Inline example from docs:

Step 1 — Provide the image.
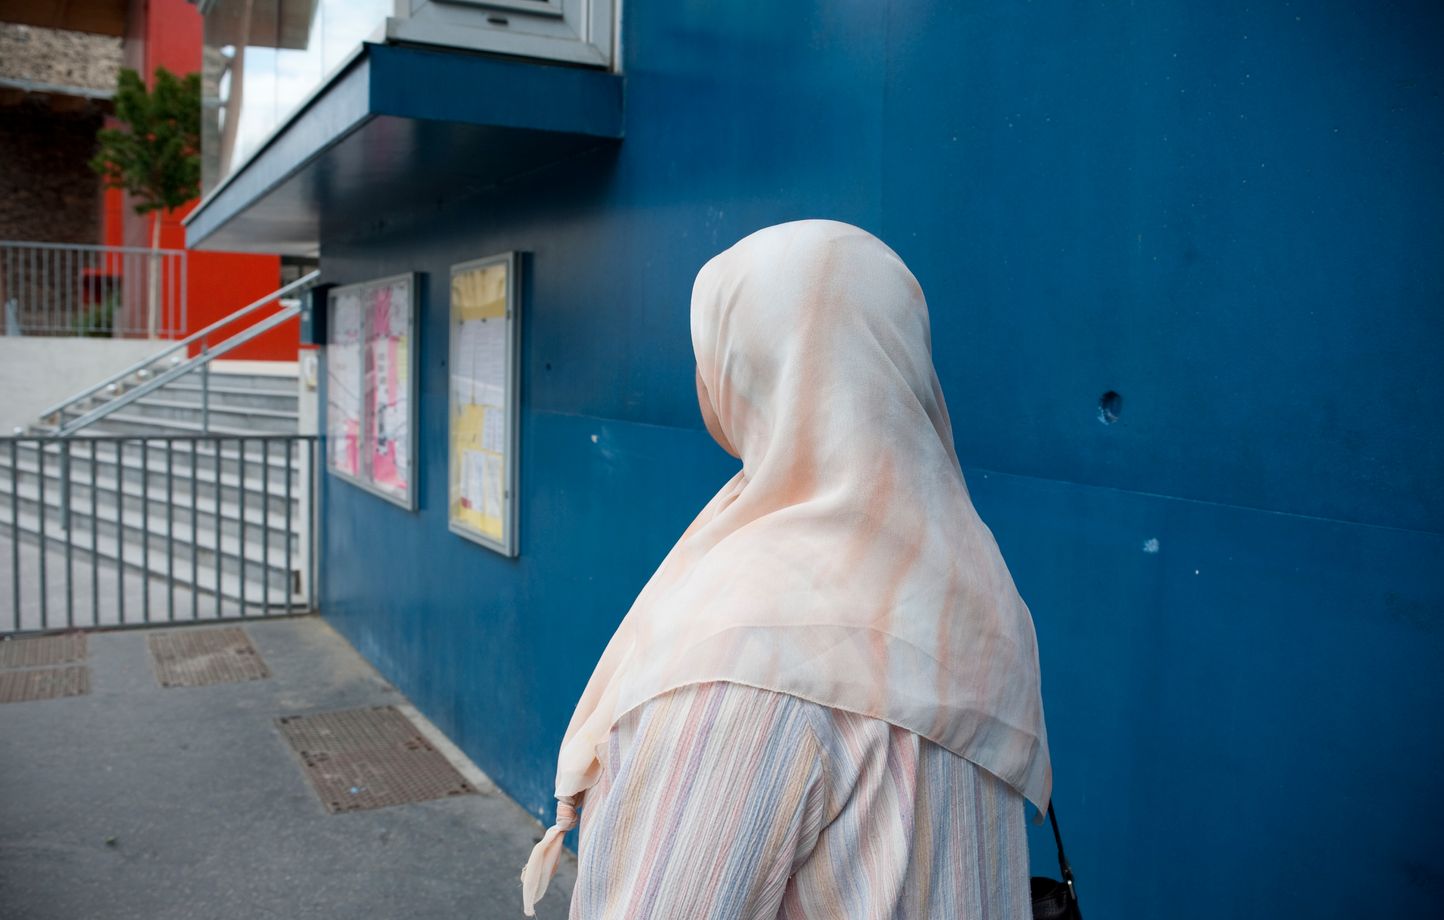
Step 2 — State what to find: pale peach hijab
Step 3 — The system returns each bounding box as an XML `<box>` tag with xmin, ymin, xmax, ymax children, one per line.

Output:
<box><xmin>521</xmin><ymin>218</ymin><xmax>1051</xmax><ymax>914</ymax></box>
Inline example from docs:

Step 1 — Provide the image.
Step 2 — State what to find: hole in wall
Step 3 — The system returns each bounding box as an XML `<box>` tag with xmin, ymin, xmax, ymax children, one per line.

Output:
<box><xmin>1097</xmin><ymin>391</ymin><xmax>1122</xmax><ymax>425</ymax></box>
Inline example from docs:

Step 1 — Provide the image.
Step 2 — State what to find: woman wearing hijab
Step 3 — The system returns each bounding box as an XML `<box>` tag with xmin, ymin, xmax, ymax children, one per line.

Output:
<box><xmin>521</xmin><ymin>219</ymin><xmax>1051</xmax><ymax>919</ymax></box>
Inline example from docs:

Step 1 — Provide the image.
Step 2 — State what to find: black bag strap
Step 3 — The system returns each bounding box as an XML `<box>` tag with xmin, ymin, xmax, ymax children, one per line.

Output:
<box><xmin>1046</xmin><ymin>803</ymin><xmax>1080</xmax><ymax>911</ymax></box>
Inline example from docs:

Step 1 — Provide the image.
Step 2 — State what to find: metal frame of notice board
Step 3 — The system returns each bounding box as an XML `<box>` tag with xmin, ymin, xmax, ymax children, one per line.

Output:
<box><xmin>447</xmin><ymin>252</ymin><xmax>521</xmax><ymax>557</ymax></box>
<box><xmin>324</xmin><ymin>271</ymin><xmax>420</xmax><ymax>511</ymax></box>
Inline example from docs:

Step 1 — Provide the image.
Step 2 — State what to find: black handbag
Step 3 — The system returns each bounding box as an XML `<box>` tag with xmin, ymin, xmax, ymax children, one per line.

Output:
<box><xmin>1030</xmin><ymin>803</ymin><xmax>1082</xmax><ymax>919</ymax></box>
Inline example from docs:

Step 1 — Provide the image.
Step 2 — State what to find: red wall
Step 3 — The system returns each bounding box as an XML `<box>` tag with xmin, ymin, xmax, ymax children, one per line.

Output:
<box><xmin>103</xmin><ymin>0</ymin><xmax>293</xmax><ymax>361</ymax></box>
<box><xmin>101</xmin><ymin>186</ymin><xmax>125</xmax><ymax>247</ymax></box>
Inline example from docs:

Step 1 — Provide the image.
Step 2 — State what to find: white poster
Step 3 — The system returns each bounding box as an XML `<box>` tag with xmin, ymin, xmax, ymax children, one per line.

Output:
<box><xmin>448</xmin><ymin>254</ymin><xmax>519</xmax><ymax>556</ymax></box>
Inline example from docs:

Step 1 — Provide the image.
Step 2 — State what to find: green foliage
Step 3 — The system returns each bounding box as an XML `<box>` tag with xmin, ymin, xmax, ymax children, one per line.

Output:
<box><xmin>89</xmin><ymin>67</ymin><xmax>201</xmax><ymax>216</ymax></box>
<box><xmin>71</xmin><ymin>287</ymin><xmax>120</xmax><ymax>338</ymax></box>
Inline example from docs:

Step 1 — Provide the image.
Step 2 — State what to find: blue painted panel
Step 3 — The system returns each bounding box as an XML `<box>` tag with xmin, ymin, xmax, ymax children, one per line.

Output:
<box><xmin>311</xmin><ymin>2</ymin><xmax>1444</xmax><ymax>917</ymax></box>
<box><xmin>881</xmin><ymin>1</ymin><xmax>1444</xmax><ymax>532</ymax></box>
<box><xmin>973</xmin><ymin>468</ymin><xmax>1444</xmax><ymax>915</ymax></box>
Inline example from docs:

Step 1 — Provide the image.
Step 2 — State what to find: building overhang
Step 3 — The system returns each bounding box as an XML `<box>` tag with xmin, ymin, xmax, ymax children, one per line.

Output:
<box><xmin>184</xmin><ymin>42</ymin><xmax>624</xmax><ymax>256</ymax></box>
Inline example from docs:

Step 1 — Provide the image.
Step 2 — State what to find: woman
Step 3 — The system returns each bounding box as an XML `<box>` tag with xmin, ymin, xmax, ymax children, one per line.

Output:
<box><xmin>522</xmin><ymin>219</ymin><xmax>1051</xmax><ymax>919</ymax></box>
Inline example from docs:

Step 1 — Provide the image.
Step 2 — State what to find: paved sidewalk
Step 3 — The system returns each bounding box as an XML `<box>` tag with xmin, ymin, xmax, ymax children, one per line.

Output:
<box><xmin>0</xmin><ymin>616</ymin><xmax>576</xmax><ymax>920</ymax></box>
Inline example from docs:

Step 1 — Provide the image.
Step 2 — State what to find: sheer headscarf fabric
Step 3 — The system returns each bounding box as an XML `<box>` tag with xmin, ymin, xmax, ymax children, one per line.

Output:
<box><xmin>521</xmin><ymin>219</ymin><xmax>1050</xmax><ymax>914</ymax></box>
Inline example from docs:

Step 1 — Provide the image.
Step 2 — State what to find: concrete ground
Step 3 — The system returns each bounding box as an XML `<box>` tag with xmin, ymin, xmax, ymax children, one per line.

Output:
<box><xmin>0</xmin><ymin>615</ymin><xmax>576</xmax><ymax>920</ymax></box>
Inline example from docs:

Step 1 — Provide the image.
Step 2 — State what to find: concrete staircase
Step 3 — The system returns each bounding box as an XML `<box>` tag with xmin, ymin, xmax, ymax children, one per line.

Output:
<box><xmin>0</xmin><ymin>361</ymin><xmax>312</xmax><ymax>617</ymax></box>
<box><xmin>26</xmin><ymin>360</ymin><xmax>301</xmax><ymax>438</ymax></box>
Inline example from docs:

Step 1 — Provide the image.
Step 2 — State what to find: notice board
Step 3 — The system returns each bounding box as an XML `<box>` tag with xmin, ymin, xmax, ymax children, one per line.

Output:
<box><xmin>448</xmin><ymin>253</ymin><xmax>520</xmax><ymax>556</ymax></box>
<box><xmin>325</xmin><ymin>273</ymin><xmax>418</xmax><ymax>510</ymax></box>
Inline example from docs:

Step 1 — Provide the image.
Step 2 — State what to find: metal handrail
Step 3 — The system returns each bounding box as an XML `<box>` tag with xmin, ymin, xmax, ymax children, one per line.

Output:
<box><xmin>36</xmin><ymin>270</ymin><xmax>321</xmax><ymax>424</ymax></box>
<box><xmin>2</xmin><ymin>240</ymin><xmax>189</xmax><ymax>338</ymax></box>
<box><xmin>53</xmin><ymin>283</ymin><xmax>318</xmax><ymax>437</ymax></box>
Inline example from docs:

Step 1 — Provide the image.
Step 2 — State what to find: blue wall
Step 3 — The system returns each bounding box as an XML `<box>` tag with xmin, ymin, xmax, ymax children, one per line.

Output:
<box><xmin>317</xmin><ymin>2</ymin><xmax>1444</xmax><ymax>916</ymax></box>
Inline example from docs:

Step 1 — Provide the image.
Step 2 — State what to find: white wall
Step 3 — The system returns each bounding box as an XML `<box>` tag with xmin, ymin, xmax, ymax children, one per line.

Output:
<box><xmin>0</xmin><ymin>338</ymin><xmax>166</xmax><ymax>431</ymax></box>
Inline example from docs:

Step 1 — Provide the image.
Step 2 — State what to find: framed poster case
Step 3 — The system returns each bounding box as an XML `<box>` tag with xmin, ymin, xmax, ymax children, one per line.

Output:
<box><xmin>447</xmin><ymin>252</ymin><xmax>520</xmax><ymax>556</ymax></box>
<box><xmin>324</xmin><ymin>272</ymin><xmax>418</xmax><ymax>510</ymax></box>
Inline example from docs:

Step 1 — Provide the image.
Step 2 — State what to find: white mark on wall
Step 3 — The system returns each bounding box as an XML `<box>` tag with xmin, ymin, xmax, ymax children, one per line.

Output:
<box><xmin>1142</xmin><ymin>538</ymin><xmax>1160</xmax><ymax>554</ymax></box>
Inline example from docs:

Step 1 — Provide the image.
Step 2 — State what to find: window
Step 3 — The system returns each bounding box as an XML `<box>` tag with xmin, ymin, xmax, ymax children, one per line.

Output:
<box><xmin>390</xmin><ymin>0</ymin><xmax>616</xmax><ymax>68</ymax></box>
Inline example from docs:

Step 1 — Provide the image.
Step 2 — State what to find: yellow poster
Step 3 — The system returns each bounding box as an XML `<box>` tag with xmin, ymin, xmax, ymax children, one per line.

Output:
<box><xmin>449</xmin><ymin>257</ymin><xmax>514</xmax><ymax>552</ymax></box>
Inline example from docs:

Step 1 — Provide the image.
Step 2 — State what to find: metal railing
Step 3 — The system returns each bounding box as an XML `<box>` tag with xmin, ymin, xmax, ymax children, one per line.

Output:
<box><xmin>38</xmin><ymin>270</ymin><xmax>321</xmax><ymax>436</ymax></box>
<box><xmin>1</xmin><ymin>241</ymin><xmax>188</xmax><ymax>338</ymax></box>
<box><xmin>0</xmin><ymin>433</ymin><xmax>317</xmax><ymax>635</ymax></box>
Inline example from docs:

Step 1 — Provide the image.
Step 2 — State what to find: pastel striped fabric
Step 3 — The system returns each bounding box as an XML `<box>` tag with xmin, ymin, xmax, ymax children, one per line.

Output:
<box><xmin>569</xmin><ymin>681</ymin><xmax>1031</xmax><ymax>920</ymax></box>
<box><xmin>524</xmin><ymin>220</ymin><xmax>1049</xmax><ymax>913</ymax></box>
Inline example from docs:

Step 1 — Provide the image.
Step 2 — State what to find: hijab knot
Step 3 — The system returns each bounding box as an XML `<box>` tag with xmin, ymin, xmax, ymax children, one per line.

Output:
<box><xmin>519</xmin><ymin>794</ymin><xmax>579</xmax><ymax>916</ymax></box>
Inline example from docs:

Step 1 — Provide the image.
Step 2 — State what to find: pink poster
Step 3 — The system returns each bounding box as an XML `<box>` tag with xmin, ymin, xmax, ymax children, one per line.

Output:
<box><xmin>343</xmin><ymin>420</ymin><xmax>360</xmax><ymax>476</ymax></box>
<box><xmin>371</xmin><ymin>284</ymin><xmax>392</xmax><ymax>337</ymax></box>
<box><xmin>325</xmin><ymin>290</ymin><xmax>364</xmax><ymax>479</ymax></box>
<box><xmin>365</xmin><ymin>284</ymin><xmax>407</xmax><ymax>494</ymax></box>
<box><xmin>371</xmin><ymin>341</ymin><xmax>400</xmax><ymax>488</ymax></box>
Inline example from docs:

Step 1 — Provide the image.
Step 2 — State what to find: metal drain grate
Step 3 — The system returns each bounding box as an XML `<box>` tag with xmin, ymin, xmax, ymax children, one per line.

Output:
<box><xmin>275</xmin><ymin>706</ymin><xmax>477</xmax><ymax>813</ymax></box>
<box><xmin>147</xmin><ymin>627</ymin><xmax>271</xmax><ymax>688</ymax></box>
<box><xmin>0</xmin><ymin>665</ymin><xmax>90</xmax><ymax>703</ymax></box>
<box><xmin>0</xmin><ymin>632</ymin><xmax>87</xmax><ymax>670</ymax></box>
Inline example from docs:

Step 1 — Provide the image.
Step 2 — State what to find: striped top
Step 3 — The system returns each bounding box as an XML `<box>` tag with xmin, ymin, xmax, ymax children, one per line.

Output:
<box><xmin>568</xmin><ymin>680</ymin><xmax>1031</xmax><ymax>920</ymax></box>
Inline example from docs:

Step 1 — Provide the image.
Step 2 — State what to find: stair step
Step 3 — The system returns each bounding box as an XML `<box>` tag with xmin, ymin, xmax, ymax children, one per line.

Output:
<box><xmin>202</xmin><ymin>369</ymin><xmax>301</xmax><ymax>393</ymax></box>
<box><xmin>2</xmin><ymin>513</ymin><xmax>303</xmax><ymax>608</ymax></box>
<box><xmin>132</xmin><ymin>366</ymin><xmax>299</xmax><ymax>392</ymax></box>
<box><xmin>0</xmin><ymin>466</ymin><xmax>299</xmax><ymax>549</ymax></box>
<box><xmin>78</xmin><ymin>400</ymin><xmax>298</xmax><ymax>432</ymax></box>
<box><xmin>163</xmin><ymin>380</ymin><xmax>296</xmax><ymax>395</ymax></box>
<box><xmin>31</xmin><ymin>368</ymin><xmax>301</xmax><ymax>435</ymax></box>
<box><xmin>0</xmin><ymin>438</ymin><xmax>307</xmax><ymax>483</ymax></box>
<box><xmin>0</xmin><ymin>444</ymin><xmax>301</xmax><ymax>508</ymax></box>
<box><xmin>4</xmin><ymin>479</ymin><xmax>300</xmax><ymax>580</ymax></box>
<box><xmin>57</xmin><ymin>411</ymin><xmax>295</xmax><ymax>438</ymax></box>
<box><xmin>96</xmin><ymin>396</ymin><xmax>298</xmax><ymax>421</ymax></box>
<box><xmin>149</xmin><ymin>383</ymin><xmax>298</xmax><ymax>412</ymax></box>
<box><xmin>1</xmin><ymin>451</ymin><xmax>299</xmax><ymax>519</ymax></box>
